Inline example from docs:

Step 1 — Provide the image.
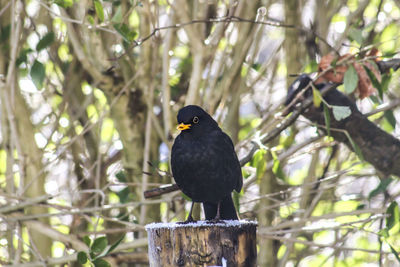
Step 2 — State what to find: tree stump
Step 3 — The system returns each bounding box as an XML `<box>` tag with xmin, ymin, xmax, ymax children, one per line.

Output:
<box><xmin>145</xmin><ymin>220</ymin><xmax>257</xmax><ymax>267</ymax></box>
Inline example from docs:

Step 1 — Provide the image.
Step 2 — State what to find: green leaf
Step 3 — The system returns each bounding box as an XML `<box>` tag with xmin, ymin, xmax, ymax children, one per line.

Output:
<box><xmin>93</xmin><ymin>258</ymin><xmax>111</xmax><ymax>267</ymax></box>
<box><xmin>0</xmin><ymin>24</ymin><xmax>11</xmax><ymax>43</ymax></box>
<box><xmin>105</xmin><ymin>235</ymin><xmax>125</xmax><ymax>255</ymax></box>
<box><xmin>253</xmin><ymin>149</ymin><xmax>267</xmax><ymax>180</ymax></box>
<box><xmin>77</xmin><ymin>251</ymin><xmax>88</xmax><ymax>264</ymax></box>
<box><xmin>332</xmin><ymin>105</ymin><xmax>351</xmax><ymax>121</ymax></box>
<box><xmin>16</xmin><ymin>48</ymin><xmax>33</xmax><ymax>66</ymax></box>
<box><xmin>368</xmin><ymin>178</ymin><xmax>393</xmax><ymax>200</ymax></box>
<box><xmin>91</xmin><ymin>236</ymin><xmax>108</xmax><ymax>254</ymax></box>
<box><xmin>381</xmin><ymin>74</ymin><xmax>391</xmax><ymax>93</ymax></box>
<box><xmin>30</xmin><ymin>60</ymin><xmax>45</xmax><ymax>89</ymax></box>
<box><xmin>94</xmin><ymin>0</ymin><xmax>105</xmax><ymax>22</ymax></box>
<box><xmin>83</xmin><ymin>235</ymin><xmax>91</xmax><ymax>247</ymax></box>
<box><xmin>113</xmin><ymin>23</ymin><xmax>137</xmax><ymax>42</ymax></box>
<box><xmin>378</xmin><ymin>228</ymin><xmax>389</xmax><ymax>238</ymax></box>
<box><xmin>343</xmin><ymin>65</ymin><xmax>358</xmax><ymax>94</ymax></box>
<box><xmin>312</xmin><ymin>88</ymin><xmax>322</xmax><ymax>107</ymax></box>
<box><xmin>53</xmin><ymin>0</ymin><xmax>74</xmax><ymax>8</ymax></box>
<box><xmin>36</xmin><ymin>32</ymin><xmax>55</xmax><ymax>51</ymax></box>
<box><xmin>363</xmin><ymin>62</ymin><xmax>382</xmax><ymax>99</ymax></box>
<box><xmin>389</xmin><ymin>243</ymin><xmax>400</xmax><ymax>263</ymax></box>
<box><xmin>111</xmin><ymin>6</ymin><xmax>123</xmax><ymax>23</ymax></box>
<box><xmin>115</xmin><ymin>171</ymin><xmax>127</xmax><ymax>182</ymax></box>
<box><xmin>348</xmin><ymin>28</ymin><xmax>363</xmax><ymax>44</ymax></box>
<box><xmin>272</xmin><ymin>156</ymin><xmax>285</xmax><ymax>181</ymax></box>
<box><xmin>386</xmin><ymin>201</ymin><xmax>400</xmax><ymax>230</ymax></box>
<box><xmin>181</xmin><ymin>192</ymin><xmax>191</xmax><ymax>201</ymax></box>
<box><xmin>87</xmin><ymin>15</ymin><xmax>95</xmax><ymax>25</ymax></box>
<box><xmin>116</xmin><ymin>187</ymin><xmax>130</xmax><ymax>203</ymax></box>
<box><xmin>345</xmin><ymin>132</ymin><xmax>364</xmax><ymax>161</ymax></box>
<box><xmin>323</xmin><ymin>103</ymin><xmax>331</xmax><ymax>136</ymax></box>
<box><xmin>384</xmin><ymin>110</ymin><xmax>396</xmax><ymax>129</ymax></box>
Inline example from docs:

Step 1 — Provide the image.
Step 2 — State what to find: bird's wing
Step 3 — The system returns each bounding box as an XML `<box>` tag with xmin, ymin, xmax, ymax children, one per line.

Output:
<box><xmin>217</xmin><ymin>131</ymin><xmax>243</xmax><ymax>192</ymax></box>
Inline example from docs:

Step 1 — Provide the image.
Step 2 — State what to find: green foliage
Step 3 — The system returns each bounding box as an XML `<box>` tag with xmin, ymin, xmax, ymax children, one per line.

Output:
<box><xmin>323</xmin><ymin>103</ymin><xmax>331</xmax><ymax>136</ymax></box>
<box><xmin>312</xmin><ymin>87</ymin><xmax>322</xmax><ymax>108</ymax></box>
<box><xmin>30</xmin><ymin>60</ymin><xmax>46</xmax><ymax>89</ymax></box>
<box><xmin>113</xmin><ymin>23</ymin><xmax>137</xmax><ymax>42</ymax></box>
<box><xmin>386</xmin><ymin>201</ymin><xmax>399</xmax><ymax>231</ymax></box>
<box><xmin>16</xmin><ymin>48</ymin><xmax>33</xmax><ymax>66</ymax></box>
<box><xmin>93</xmin><ymin>0</ymin><xmax>105</xmax><ymax>22</ymax></box>
<box><xmin>271</xmin><ymin>151</ymin><xmax>285</xmax><ymax>181</ymax></box>
<box><xmin>36</xmin><ymin>32</ymin><xmax>55</xmax><ymax>51</ymax></box>
<box><xmin>0</xmin><ymin>24</ymin><xmax>10</xmax><ymax>43</ymax></box>
<box><xmin>252</xmin><ymin>148</ymin><xmax>267</xmax><ymax>181</ymax></box>
<box><xmin>343</xmin><ymin>65</ymin><xmax>359</xmax><ymax>94</ymax></box>
<box><xmin>77</xmin><ymin>235</ymin><xmax>124</xmax><ymax>266</ymax></box>
<box><xmin>368</xmin><ymin>178</ymin><xmax>393</xmax><ymax>200</ymax></box>
<box><xmin>53</xmin><ymin>0</ymin><xmax>74</xmax><ymax>8</ymax></box>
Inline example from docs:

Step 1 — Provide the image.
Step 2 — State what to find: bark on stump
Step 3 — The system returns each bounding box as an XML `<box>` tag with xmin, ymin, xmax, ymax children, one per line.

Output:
<box><xmin>145</xmin><ymin>220</ymin><xmax>257</xmax><ymax>267</ymax></box>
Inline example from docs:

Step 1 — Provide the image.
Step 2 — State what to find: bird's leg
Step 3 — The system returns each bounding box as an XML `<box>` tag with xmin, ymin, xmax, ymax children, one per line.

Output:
<box><xmin>178</xmin><ymin>201</ymin><xmax>196</xmax><ymax>224</ymax></box>
<box><xmin>214</xmin><ymin>201</ymin><xmax>221</xmax><ymax>221</ymax></box>
<box><xmin>207</xmin><ymin>201</ymin><xmax>225</xmax><ymax>223</ymax></box>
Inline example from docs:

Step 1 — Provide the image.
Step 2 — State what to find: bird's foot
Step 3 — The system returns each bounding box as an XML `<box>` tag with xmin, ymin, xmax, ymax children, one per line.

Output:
<box><xmin>206</xmin><ymin>216</ymin><xmax>225</xmax><ymax>224</ymax></box>
<box><xmin>177</xmin><ymin>215</ymin><xmax>196</xmax><ymax>224</ymax></box>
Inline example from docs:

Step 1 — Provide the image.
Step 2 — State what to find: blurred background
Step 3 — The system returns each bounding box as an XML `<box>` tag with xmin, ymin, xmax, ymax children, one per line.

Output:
<box><xmin>1</xmin><ymin>0</ymin><xmax>400</xmax><ymax>266</ymax></box>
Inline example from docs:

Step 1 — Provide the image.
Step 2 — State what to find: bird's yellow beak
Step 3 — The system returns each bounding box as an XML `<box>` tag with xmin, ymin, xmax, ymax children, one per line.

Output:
<box><xmin>177</xmin><ymin>123</ymin><xmax>191</xmax><ymax>131</ymax></box>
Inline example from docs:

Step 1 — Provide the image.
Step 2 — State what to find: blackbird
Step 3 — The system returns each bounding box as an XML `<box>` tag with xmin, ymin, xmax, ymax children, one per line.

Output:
<box><xmin>171</xmin><ymin>105</ymin><xmax>243</xmax><ymax>222</ymax></box>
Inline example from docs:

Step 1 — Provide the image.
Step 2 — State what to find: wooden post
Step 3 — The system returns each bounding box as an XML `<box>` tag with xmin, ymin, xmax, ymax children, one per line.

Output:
<box><xmin>145</xmin><ymin>220</ymin><xmax>257</xmax><ymax>267</ymax></box>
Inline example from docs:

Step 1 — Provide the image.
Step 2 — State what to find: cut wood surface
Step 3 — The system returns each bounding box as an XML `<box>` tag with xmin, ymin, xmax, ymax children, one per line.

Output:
<box><xmin>145</xmin><ymin>220</ymin><xmax>257</xmax><ymax>267</ymax></box>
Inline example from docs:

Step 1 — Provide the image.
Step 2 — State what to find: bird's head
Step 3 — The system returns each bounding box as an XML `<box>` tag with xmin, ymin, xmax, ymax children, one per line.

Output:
<box><xmin>176</xmin><ymin>105</ymin><xmax>219</xmax><ymax>136</ymax></box>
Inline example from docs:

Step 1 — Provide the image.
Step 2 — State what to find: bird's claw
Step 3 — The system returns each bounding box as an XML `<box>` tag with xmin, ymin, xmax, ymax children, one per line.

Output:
<box><xmin>177</xmin><ymin>215</ymin><xmax>196</xmax><ymax>224</ymax></box>
<box><xmin>206</xmin><ymin>217</ymin><xmax>225</xmax><ymax>224</ymax></box>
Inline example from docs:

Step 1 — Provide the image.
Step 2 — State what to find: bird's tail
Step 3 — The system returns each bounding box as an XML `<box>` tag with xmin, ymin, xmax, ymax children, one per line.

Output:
<box><xmin>203</xmin><ymin>194</ymin><xmax>239</xmax><ymax>220</ymax></box>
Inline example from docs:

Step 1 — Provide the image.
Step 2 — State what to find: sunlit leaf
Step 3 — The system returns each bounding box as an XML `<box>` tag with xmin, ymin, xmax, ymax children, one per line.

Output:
<box><xmin>53</xmin><ymin>0</ymin><xmax>74</xmax><ymax>8</ymax></box>
<box><xmin>312</xmin><ymin>88</ymin><xmax>322</xmax><ymax>107</ymax></box>
<box><xmin>378</xmin><ymin>228</ymin><xmax>389</xmax><ymax>238</ymax></box>
<box><xmin>253</xmin><ymin>149</ymin><xmax>267</xmax><ymax>180</ymax></box>
<box><xmin>343</xmin><ymin>65</ymin><xmax>358</xmax><ymax>94</ymax></box>
<box><xmin>271</xmin><ymin>151</ymin><xmax>285</xmax><ymax>181</ymax></box>
<box><xmin>94</xmin><ymin>0</ymin><xmax>105</xmax><ymax>22</ymax></box>
<box><xmin>332</xmin><ymin>105</ymin><xmax>351</xmax><ymax>121</ymax></box>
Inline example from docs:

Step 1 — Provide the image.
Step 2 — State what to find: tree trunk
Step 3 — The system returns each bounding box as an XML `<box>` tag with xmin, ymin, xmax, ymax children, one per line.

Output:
<box><xmin>146</xmin><ymin>221</ymin><xmax>257</xmax><ymax>267</ymax></box>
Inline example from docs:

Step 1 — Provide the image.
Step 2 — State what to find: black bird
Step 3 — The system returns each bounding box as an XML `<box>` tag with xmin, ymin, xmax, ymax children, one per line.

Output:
<box><xmin>171</xmin><ymin>105</ymin><xmax>243</xmax><ymax>222</ymax></box>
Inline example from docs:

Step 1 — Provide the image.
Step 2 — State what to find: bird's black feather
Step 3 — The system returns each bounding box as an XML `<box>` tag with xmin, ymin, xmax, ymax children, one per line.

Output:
<box><xmin>171</xmin><ymin>105</ymin><xmax>242</xmax><ymax>221</ymax></box>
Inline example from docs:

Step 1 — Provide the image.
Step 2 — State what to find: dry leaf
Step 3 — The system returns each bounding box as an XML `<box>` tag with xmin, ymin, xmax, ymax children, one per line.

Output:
<box><xmin>316</xmin><ymin>49</ymin><xmax>382</xmax><ymax>99</ymax></box>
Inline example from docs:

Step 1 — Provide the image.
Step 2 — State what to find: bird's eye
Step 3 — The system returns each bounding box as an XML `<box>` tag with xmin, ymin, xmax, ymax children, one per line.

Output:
<box><xmin>192</xmin><ymin>116</ymin><xmax>199</xmax><ymax>124</ymax></box>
